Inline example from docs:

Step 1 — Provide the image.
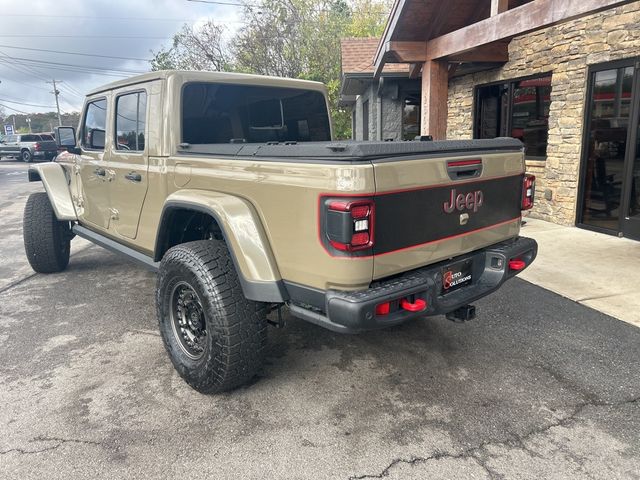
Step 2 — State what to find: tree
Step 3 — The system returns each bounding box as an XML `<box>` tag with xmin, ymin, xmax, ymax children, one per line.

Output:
<box><xmin>150</xmin><ymin>20</ymin><xmax>231</xmax><ymax>71</ymax></box>
<box><xmin>150</xmin><ymin>0</ymin><xmax>391</xmax><ymax>139</ymax></box>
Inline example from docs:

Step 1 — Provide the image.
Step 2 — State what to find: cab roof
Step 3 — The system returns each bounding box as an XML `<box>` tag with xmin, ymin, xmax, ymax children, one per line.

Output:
<box><xmin>86</xmin><ymin>70</ymin><xmax>328</xmax><ymax>96</ymax></box>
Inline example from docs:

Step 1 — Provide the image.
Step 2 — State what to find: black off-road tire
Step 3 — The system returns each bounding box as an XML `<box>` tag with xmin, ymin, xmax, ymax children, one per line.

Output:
<box><xmin>21</xmin><ymin>149</ymin><xmax>32</xmax><ymax>163</ymax></box>
<box><xmin>23</xmin><ymin>192</ymin><xmax>71</xmax><ymax>273</ymax></box>
<box><xmin>156</xmin><ymin>240</ymin><xmax>269</xmax><ymax>394</ymax></box>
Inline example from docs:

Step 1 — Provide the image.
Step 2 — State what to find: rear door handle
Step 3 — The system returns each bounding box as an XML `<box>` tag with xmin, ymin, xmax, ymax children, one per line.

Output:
<box><xmin>94</xmin><ymin>167</ymin><xmax>106</xmax><ymax>177</ymax></box>
<box><xmin>125</xmin><ymin>172</ymin><xmax>142</xmax><ymax>182</ymax></box>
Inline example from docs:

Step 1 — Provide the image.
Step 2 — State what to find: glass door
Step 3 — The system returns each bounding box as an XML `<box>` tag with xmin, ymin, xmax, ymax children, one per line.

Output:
<box><xmin>578</xmin><ymin>60</ymin><xmax>638</xmax><ymax>236</ymax></box>
<box><xmin>621</xmin><ymin>67</ymin><xmax>640</xmax><ymax>239</ymax></box>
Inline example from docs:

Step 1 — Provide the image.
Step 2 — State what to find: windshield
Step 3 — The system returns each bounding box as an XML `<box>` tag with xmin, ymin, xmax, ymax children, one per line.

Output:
<box><xmin>182</xmin><ymin>82</ymin><xmax>331</xmax><ymax>144</ymax></box>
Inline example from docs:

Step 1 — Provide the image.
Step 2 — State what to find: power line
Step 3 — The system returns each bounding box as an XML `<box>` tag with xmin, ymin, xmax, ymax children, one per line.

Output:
<box><xmin>2</xmin><ymin>55</ymin><xmax>146</xmax><ymax>75</ymax></box>
<box><xmin>1</xmin><ymin>13</ymin><xmax>206</xmax><ymax>21</ymax></box>
<box><xmin>0</xmin><ymin>50</ymin><xmax>52</xmax><ymax>82</ymax></box>
<box><xmin>0</xmin><ymin>34</ymin><xmax>173</xmax><ymax>39</ymax></box>
<box><xmin>0</xmin><ymin>97</ymin><xmax>56</xmax><ymax>108</ymax></box>
<box><xmin>0</xmin><ymin>44</ymin><xmax>151</xmax><ymax>62</ymax></box>
<box><xmin>0</xmin><ymin>77</ymin><xmax>51</xmax><ymax>92</ymax></box>
<box><xmin>0</xmin><ymin>103</ymin><xmax>30</xmax><ymax>114</ymax></box>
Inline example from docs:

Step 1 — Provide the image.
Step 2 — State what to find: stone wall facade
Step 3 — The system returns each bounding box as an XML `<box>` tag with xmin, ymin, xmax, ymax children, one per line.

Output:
<box><xmin>447</xmin><ymin>2</ymin><xmax>640</xmax><ymax>225</ymax></box>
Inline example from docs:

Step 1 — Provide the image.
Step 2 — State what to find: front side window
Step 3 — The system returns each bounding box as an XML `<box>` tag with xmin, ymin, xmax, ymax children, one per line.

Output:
<box><xmin>475</xmin><ymin>74</ymin><xmax>552</xmax><ymax>159</ymax></box>
<box><xmin>82</xmin><ymin>99</ymin><xmax>107</xmax><ymax>150</ymax></box>
<box><xmin>116</xmin><ymin>92</ymin><xmax>147</xmax><ymax>151</ymax></box>
<box><xmin>181</xmin><ymin>83</ymin><xmax>331</xmax><ymax>144</ymax></box>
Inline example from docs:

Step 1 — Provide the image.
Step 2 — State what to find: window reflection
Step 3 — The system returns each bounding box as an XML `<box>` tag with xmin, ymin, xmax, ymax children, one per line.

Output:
<box><xmin>580</xmin><ymin>67</ymin><xmax>633</xmax><ymax>231</ymax></box>
<box><xmin>475</xmin><ymin>74</ymin><xmax>552</xmax><ymax>159</ymax></box>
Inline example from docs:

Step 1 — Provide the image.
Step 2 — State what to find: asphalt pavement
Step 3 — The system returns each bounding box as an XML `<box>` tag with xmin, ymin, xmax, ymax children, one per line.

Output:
<box><xmin>0</xmin><ymin>159</ymin><xmax>639</xmax><ymax>479</ymax></box>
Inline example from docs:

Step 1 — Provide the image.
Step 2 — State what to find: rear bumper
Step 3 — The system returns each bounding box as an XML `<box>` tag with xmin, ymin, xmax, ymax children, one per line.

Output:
<box><xmin>289</xmin><ymin>236</ymin><xmax>537</xmax><ymax>333</ymax></box>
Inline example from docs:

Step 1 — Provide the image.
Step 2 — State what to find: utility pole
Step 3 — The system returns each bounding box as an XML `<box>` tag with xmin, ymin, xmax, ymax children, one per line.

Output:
<box><xmin>47</xmin><ymin>79</ymin><xmax>63</xmax><ymax>126</ymax></box>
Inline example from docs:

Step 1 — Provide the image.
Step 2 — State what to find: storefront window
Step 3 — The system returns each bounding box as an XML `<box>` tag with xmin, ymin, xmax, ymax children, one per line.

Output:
<box><xmin>475</xmin><ymin>74</ymin><xmax>552</xmax><ymax>159</ymax></box>
<box><xmin>402</xmin><ymin>94</ymin><xmax>420</xmax><ymax>141</ymax></box>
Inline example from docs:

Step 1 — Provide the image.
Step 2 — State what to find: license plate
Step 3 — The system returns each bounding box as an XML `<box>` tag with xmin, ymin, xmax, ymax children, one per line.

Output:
<box><xmin>442</xmin><ymin>259</ymin><xmax>473</xmax><ymax>294</ymax></box>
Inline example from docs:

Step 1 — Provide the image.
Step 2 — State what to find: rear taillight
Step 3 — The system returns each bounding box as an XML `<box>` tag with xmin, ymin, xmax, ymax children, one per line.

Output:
<box><xmin>34</xmin><ymin>143</ymin><xmax>41</xmax><ymax>151</ymax></box>
<box><xmin>323</xmin><ymin>198</ymin><xmax>375</xmax><ymax>252</ymax></box>
<box><xmin>522</xmin><ymin>174</ymin><xmax>535</xmax><ymax>210</ymax></box>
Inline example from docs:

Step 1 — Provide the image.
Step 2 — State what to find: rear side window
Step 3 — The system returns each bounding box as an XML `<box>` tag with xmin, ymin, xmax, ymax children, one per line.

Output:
<box><xmin>40</xmin><ymin>134</ymin><xmax>53</xmax><ymax>140</ymax></box>
<box><xmin>21</xmin><ymin>134</ymin><xmax>37</xmax><ymax>142</ymax></box>
<box><xmin>115</xmin><ymin>91</ymin><xmax>147</xmax><ymax>151</ymax></box>
<box><xmin>82</xmin><ymin>99</ymin><xmax>107</xmax><ymax>150</ymax></box>
<box><xmin>182</xmin><ymin>83</ymin><xmax>331</xmax><ymax>144</ymax></box>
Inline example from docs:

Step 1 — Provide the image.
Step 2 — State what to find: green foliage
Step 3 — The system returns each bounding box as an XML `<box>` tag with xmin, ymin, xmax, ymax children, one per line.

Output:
<box><xmin>150</xmin><ymin>0</ymin><xmax>391</xmax><ymax>140</ymax></box>
<box><xmin>345</xmin><ymin>0</ymin><xmax>390</xmax><ymax>37</ymax></box>
<box><xmin>0</xmin><ymin>112</ymin><xmax>80</xmax><ymax>133</ymax></box>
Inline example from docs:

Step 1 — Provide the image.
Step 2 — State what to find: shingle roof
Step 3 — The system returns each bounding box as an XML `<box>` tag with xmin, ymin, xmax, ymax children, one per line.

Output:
<box><xmin>341</xmin><ymin>38</ymin><xmax>409</xmax><ymax>75</ymax></box>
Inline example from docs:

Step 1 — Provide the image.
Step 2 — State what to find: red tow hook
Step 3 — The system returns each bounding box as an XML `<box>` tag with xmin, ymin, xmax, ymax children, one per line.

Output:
<box><xmin>400</xmin><ymin>298</ymin><xmax>427</xmax><ymax>312</ymax></box>
<box><xmin>509</xmin><ymin>259</ymin><xmax>526</xmax><ymax>271</ymax></box>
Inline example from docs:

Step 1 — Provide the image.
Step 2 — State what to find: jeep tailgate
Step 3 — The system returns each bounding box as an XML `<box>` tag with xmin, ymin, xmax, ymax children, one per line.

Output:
<box><xmin>371</xmin><ymin>150</ymin><xmax>524</xmax><ymax>280</ymax></box>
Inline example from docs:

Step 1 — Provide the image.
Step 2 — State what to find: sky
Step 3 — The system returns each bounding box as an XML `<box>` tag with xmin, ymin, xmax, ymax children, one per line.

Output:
<box><xmin>0</xmin><ymin>0</ymin><xmax>245</xmax><ymax>115</ymax></box>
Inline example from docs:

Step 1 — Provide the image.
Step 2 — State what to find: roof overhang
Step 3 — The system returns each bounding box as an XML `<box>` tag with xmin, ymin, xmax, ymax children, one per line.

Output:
<box><xmin>339</xmin><ymin>72</ymin><xmax>410</xmax><ymax>105</ymax></box>
<box><xmin>374</xmin><ymin>0</ymin><xmax>635</xmax><ymax>77</ymax></box>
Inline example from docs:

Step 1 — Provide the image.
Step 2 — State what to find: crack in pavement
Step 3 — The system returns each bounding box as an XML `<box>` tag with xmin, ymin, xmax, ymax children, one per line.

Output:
<box><xmin>348</xmin><ymin>395</ymin><xmax>640</xmax><ymax>479</ymax></box>
<box><xmin>0</xmin><ymin>245</ymin><xmax>94</xmax><ymax>296</ymax></box>
<box><xmin>0</xmin><ymin>435</ymin><xmax>102</xmax><ymax>456</ymax></box>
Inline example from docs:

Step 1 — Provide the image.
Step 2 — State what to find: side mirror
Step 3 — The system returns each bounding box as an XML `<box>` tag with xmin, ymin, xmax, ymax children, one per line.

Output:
<box><xmin>55</xmin><ymin>126</ymin><xmax>77</xmax><ymax>150</ymax></box>
<box><xmin>89</xmin><ymin>128</ymin><xmax>105</xmax><ymax>150</ymax></box>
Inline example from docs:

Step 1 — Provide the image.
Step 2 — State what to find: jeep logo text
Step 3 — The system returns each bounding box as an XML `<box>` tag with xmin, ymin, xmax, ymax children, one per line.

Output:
<box><xmin>443</xmin><ymin>189</ymin><xmax>484</xmax><ymax>214</ymax></box>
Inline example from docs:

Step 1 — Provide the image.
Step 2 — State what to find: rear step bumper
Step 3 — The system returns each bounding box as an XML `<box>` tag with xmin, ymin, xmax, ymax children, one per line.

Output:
<box><xmin>290</xmin><ymin>236</ymin><xmax>537</xmax><ymax>333</ymax></box>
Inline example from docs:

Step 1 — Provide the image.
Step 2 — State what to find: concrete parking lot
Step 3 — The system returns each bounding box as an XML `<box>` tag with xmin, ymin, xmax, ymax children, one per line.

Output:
<box><xmin>0</xmin><ymin>160</ymin><xmax>639</xmax><ymax>480</ymax></box>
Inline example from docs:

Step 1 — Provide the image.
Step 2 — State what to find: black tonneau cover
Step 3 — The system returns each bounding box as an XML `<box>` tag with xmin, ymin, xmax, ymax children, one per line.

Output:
<box><xmin>177</xmin><ymin>138</ymin><xmax>523</xmax><ymax>161</ymax></box>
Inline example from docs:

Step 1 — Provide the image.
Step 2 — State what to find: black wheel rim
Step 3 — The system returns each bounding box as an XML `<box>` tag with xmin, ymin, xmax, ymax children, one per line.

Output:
<box><xmin>170</xmin><ymin>281</ymin><xmax>207</xmax><ymax>360</ymax></box>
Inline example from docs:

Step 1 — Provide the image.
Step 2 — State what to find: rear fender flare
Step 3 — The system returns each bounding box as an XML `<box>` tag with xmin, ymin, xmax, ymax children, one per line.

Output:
<box><xmin>27</xmin><ymin>163</ymin><xmax>77</xmax><ymax>221</ymax></box>
<box><xmin>155</xmin><ymin>190</ymin><xmax>287</xmax><ymax>303</ymax></box>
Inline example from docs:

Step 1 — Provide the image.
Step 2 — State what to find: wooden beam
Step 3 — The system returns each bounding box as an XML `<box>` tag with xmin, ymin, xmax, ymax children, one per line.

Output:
<box><xmin>373</xmin><ymin>0</ymin><xmax>408</xmax><ymax>77</ymax></box>
<box><xmin>491</xmin><ymin>0</ymin><xmax>509</xmax><ymax>16</ymax></box>
<box><xmin>389</xmin><ymin>41</ymin><xmax>427</xmax><ymax>62</ymax></box>
<box><xmin>421</xmin><ymin>60</ymin><xmax>449</xmax><ymax>140</ymax></box>
<box><xmin>427</xmin><ymin>0</ymin><xmax>633</xmax><ymax>60</ymax></box>
<box><xmin>448</xmin><ymin>42</ymin><xmax>509</xmax><ymax>63</ymax></box>
<box><xmin>408</xmin><ymin>62</ymin><xmax>422</xmax><ymax>79</ymax></box>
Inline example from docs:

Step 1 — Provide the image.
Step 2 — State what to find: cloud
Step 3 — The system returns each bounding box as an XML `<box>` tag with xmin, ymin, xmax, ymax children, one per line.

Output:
<box><xmin>0</xmin><ymin>0</ymin><xmax>243</xmax><ymax>114</ymax></box>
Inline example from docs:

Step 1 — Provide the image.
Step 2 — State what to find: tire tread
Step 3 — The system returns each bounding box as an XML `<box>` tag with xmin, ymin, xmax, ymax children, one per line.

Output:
<box><xmin>23</xmin><ymin>192</ymin><xmax>70</xmax><ymax>273</ymax></box>
<box><xmin>156</xmin><ymin>240</ymin><xmax>268</xmax><ymax>394</ymax></box>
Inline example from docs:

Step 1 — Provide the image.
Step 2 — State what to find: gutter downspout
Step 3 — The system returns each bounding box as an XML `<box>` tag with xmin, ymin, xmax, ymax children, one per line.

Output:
<box><xmin>377</xmin><ymin>77</ymin><xmax>384</xmax><ymax>141</ymax></box>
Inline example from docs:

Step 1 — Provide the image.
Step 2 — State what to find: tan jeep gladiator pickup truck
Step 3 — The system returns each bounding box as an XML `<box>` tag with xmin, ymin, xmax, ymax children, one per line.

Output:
<box><xmin>23</xmin><ymin>70</ymin><xmax>537</xmax><ymax>393</ymax></box>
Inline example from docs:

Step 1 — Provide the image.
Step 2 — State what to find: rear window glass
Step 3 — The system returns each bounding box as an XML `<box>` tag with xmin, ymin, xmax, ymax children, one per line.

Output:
<box><xmin>182</xmin><ymin>83</ymin><xmax>331</xmax><ymax>144</ymax></box>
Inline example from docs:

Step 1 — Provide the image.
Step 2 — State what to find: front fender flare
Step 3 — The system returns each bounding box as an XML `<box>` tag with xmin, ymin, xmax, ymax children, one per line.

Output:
<box><xmin>156</xmin><ymin>190</ymin><xmax>287</xmax><ymax>303</ymax></box>
<box><xmin>28</xmin><ymin>163</ymin><xmax>77</xmax><ymax>221</ymax></box>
